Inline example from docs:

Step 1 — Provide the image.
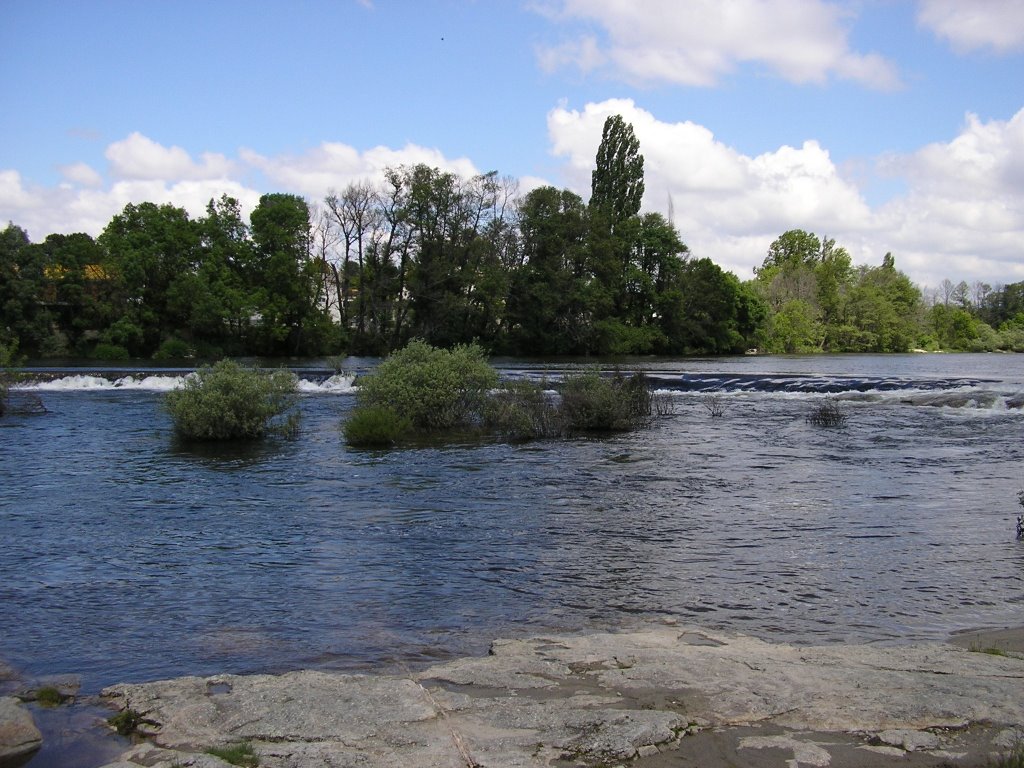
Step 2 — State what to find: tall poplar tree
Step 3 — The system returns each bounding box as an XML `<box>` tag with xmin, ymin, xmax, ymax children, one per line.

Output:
<box><xmin>590</xmin><ymin>114</ymin><xmax>645</xmax><ymax>229</ymax></box>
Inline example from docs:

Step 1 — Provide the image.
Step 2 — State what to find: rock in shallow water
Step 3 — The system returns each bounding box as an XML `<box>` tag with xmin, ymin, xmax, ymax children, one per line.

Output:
<box><xmin>0</xmin><ymin>696</ymin><xmax>42</xmax><ymax>765</ymax></box>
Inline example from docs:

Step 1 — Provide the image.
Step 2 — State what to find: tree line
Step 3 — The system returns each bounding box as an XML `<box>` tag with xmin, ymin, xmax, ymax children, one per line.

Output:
<box><xmin>2</xmin><ymin>115</ymin><xmax>1022</xmax><ymax>361</ymax></box>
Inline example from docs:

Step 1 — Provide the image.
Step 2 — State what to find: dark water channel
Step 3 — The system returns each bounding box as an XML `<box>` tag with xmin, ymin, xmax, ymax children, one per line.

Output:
<box><xmin>2</xmin><ymin>353</ymin><xmax>1023</xmax><ymax>765</ymax></box>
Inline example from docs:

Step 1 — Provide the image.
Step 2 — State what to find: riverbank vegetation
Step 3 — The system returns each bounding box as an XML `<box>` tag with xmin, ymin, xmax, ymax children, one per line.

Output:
<box><xmin>2</xmin><ymin>115</ymin><xmax>1022</xmax><ymax>362</ymax></box>
<box><xmin>165</xmin><ymin>360</ymin><xmax>298</xmax><ymax>440</ymax></box>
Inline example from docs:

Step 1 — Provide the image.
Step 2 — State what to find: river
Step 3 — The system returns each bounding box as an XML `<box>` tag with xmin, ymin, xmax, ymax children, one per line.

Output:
<box><xmin>2</xmin><ymin>353</ymin><xmax>1023</xmax><ymax>703</ymax></box>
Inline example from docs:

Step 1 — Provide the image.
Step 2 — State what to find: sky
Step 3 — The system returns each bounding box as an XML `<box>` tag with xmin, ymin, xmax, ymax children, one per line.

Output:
<box><xmin>2</xmin><ymin>0</ymin><xmax>1023</xmax><ymax>290</ymax></box>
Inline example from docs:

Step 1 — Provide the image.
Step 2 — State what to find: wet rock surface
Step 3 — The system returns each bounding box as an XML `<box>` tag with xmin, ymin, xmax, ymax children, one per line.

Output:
<box><xmin>0</xmin><ymin>696</ymin><xmax>42</xmax><ymax>767</ymax></box>
<box><xmin>98</xmin><ymin>625</ymin><xmax>1024</xmax><ymax>767</ymax></box>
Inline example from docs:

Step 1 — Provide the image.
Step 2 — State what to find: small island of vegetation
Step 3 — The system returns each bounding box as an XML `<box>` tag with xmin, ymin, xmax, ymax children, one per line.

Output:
<box><xmin>344</xmin><ymin>339</ymin><xmax>665</xmax><ymax>447</ymax></box>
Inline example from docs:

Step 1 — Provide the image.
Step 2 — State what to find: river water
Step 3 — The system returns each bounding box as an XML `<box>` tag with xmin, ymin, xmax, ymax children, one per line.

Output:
<box><xmin>2</xmin><ymin>353</ymin><xmax>1023</xmax><ymax>704</ymax></box>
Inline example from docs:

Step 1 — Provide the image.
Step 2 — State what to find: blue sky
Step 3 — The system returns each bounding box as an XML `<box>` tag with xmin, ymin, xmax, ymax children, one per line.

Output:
<box><xmin>2</xmin><ymin>0</ymin><xmax>1023</xmax><ymax>289</ymax></box>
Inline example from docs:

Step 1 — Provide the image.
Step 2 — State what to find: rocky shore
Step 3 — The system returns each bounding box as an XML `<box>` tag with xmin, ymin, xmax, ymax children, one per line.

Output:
<box><xmin>3</xmin><ymin>625</ymin><xmax>1023</xmax><ymax>768</ymax></box>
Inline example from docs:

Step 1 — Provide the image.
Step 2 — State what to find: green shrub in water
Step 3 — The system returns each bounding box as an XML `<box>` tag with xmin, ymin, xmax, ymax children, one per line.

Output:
<box><xmin>343</xmin><ymin>405</ymin><xmax>413</xmax><ymax>447</ymax></box>
<box><xmin>351</xmin><ymin>340</ymin><xmax>497</xmax><ymax>434</ymax></box>
<box><xmin>0</xmin><ymin>339</ymin><xmax>15</xmax><ymax>416</ymax></box>
<box><xmin>345</xmin><ymin>342</ymin><xmax>668</xmax><ymax>446</ymax></box>
<box><xmin>166</xmin><ymin>360</ymin><xmax>298</xmax><ymax>440</ymax></box>
<box><xmin>559</xmin><ymin>369</ymin><xmax>659</xmax><ymax>432</ymax></box>
<box><xmin>483</xmin><ymin>380</ymin><xmax>565</xmax><ymax>441</ymax></box>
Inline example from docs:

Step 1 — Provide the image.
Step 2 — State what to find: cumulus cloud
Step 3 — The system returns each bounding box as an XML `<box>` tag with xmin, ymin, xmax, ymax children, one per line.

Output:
<box><xmin>917</xmin><ymin>0</ymin><xmax>1024</xmax><ymax>53</ymax></box>
<box><xmin>241</xmin><ymin>142</ymin><xmax>479</xmax><ymax>199</ymax></box>
<box><xmin>106</xmin><ymin>132</ymin><xmax>235</xmax><ymax>181</ymax></box>
<box><xmin>59</xmin><ymin>162</ymin><xmax>104</xmax><ymax>188</ymax></box>
<box><xmin>0</xmin><ymin>133</ymin><xmax>482</xmax><ymax>242</ymax></box>
<box><xmin>873</xmin><ymin>108</ymin><xmax>1024</xmax><ymax>285</ymax></box>
<box><xmin>547</xmin><ymin>99</ymin><xmax>1024</xmax><ymax>287</ymax></box>
<box><xmin>533</xmin><ymin>0</ymin><xmax>900</xmax><ymax>89</ymax></box>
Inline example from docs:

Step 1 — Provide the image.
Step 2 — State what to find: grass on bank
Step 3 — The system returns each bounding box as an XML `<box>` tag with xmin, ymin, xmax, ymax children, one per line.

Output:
<box><xmin>344</xmin><ymin>340</ymin><xmax>669</xmax><ymax>447</ymax></box>
<box><xmin>165</xmin><ymin>360</ymin><xmax>299</xmax><ymax>441</ymax></box>
<box><xmin>990</xmin><ymin>742</ymin><xmax>1024</xmax><ymax>768</ymax></box>
<box><xmin>207</xmin><ymin>742</ymin><xmax>260</xmax><ymax>767</ymax></box>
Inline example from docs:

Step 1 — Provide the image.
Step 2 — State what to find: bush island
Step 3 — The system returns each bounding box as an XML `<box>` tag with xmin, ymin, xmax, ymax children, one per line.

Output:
<box><xmin>560</xmin><ymin>369</ymin><xmax>659</xmax><ymax>432</ymax></box>
<box><xmin>345</xmin><ymin>341</ymin><xmax>668</xmax><ymax>446</ymax></box>
<box><xmin>354</xmin><ymin>340</ymin><xmax>497</xmax><ymax>432</ymax></box>
<box><xmin>166</xmin><ymin>360</ymin><xmax>298</xmax><ymax>440</ymax></box>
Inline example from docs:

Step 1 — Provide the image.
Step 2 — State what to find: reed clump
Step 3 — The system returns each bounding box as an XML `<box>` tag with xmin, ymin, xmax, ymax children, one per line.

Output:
<box><xmin>805</xmin><ymin>398</ymin><xmax>848</xmax><ymax>427</ymax></box>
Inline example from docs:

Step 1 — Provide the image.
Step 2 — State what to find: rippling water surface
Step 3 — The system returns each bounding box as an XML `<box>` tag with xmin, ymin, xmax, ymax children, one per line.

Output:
<box><xmin>2</xmin><ymin>353</ymin><xmax>1024</xmax><ymax>700</ymax></box>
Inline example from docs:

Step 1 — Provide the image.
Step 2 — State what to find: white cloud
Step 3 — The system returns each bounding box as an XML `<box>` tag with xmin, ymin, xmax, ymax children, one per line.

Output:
<box><xmin>106</xmin><ymin>132</ymin><xmax>235</xmax><ymax>181</ymax></box>
<box><xmin>917</xmin><ymin>0</ymin><xmax>1024</xmax><ymax>53</ymax></box>
<box><xmin>0</xmin><ymin>134</ymin><xmax>481</xmax><ymax>242</ymax></box>
<box><xmin>0</xmin><ymin>170</ymin><xmax>43</xmax><ymax>213</ymax></box>
<box><xmin>873</xmin><ymin>108</ymin><xmax>1024</xmax><ymax>285</ymax></box>
<box><xmin>547</xmin><ymin>99</ymin><xmax>1024</xmax><ymax>287</ymax></box>
<box><xmin>241</xmin><ymin>142</ymin><xmax>479</xmax><ymax>199</ymax></box>
<box><xmin>534</xmin><ymin>0</ymin><xmax>900</xmax><ymax>89</ymax></box>
<box><xmin>59</xmin><ymin>162</ymin><xmax>103</xmax><ymax>188</ymax></box>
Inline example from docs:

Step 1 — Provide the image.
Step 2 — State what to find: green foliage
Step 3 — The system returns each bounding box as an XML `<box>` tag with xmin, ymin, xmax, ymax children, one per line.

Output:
<box><xmin>346</xmin><ymin>342</ymin><xmax>670</xmax><ymax>446</ymax></box>
<box><xmin>592</xmin><ymin>319</ymin><xmax>665</xmax><ymax>356</ymax></box>
<box><xmin>483</xmin><ymin>380</ymin><xmax>566</xmax><ymax>441</ymax></box>
<box><xmin>0</xmin><ymin>339</ymin><xmax>16</xmax><ymax>408</ymax></box>
<box><xmin>102</xmin><ymin>316</ymin><xmax>146</xmax><ymax>356</ymax></box>
<box><xmin>764</xmin><ymin>300</ymin><xmax>824</xmax><ymax>353</ymax></box>
<box><xmin>207</xmin><ymin>743</ymin><xmax>260</xmax><ymax>767</ymax></box>
<box><xmin>590</xmin><ymin>114</ymin><xmax>644</xmax><ymax>227</ymax></box>
<box><xmin>34</xmin><ymin>686</ymin><xmax>63</xmax><ymax>707</ymax></box>
<box><xmin>166</xmin><ymin>360</ymin><xmax>298</xmax><ymax>440</ymax></box>
<box><xmin>107</xmin><ymin>709</ymin><xmax>149</xmax><ymax>736</ymax></box>
<box><xmin>352</xmin><ymin>340</ymin><xmax>497</xmax><ymax>433</ymax></box>
<box><xmin>752</xmin><ymin>236</ymin><xmax>925</xmax><ymax>354</ymax></box>
<box><xmin>927</xmin><ymin>303</ymin><xmax>998</xmax><ymax>351</ymax></box>
<box><xmin>153</xmin><ymin>337</ymin><xmax>193</xmax><ymax>360</ymax></box>
<box><xmin>1</xmin><ymin>161</ymin><xmax>1013</xmax><ymax>360</ymax></box>
<box><xmin>92</xmin><ymin>342</ymin><xmax>131</xmax><ymax>361</ymax></box>
<box><xmin>343</xmin><ymin>405</ymin><xmax>412</xmax><ymax>447</ymax></box>
<box><xmin>559</xmin><ymin>369</ymin><xmax>661</xmax><ymax>432</ymax></box>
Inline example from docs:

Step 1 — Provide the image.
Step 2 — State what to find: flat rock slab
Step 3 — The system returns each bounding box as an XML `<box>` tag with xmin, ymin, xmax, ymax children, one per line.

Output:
<box><xmin>99</xmin><ymin>625</ymin><xmax>1024</xmax><ymax>767</ymax></box>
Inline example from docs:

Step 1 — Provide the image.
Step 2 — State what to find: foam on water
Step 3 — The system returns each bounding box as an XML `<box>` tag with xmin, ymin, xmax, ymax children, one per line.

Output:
<box><xmin>297</xmin><ymin>374</ymin><xmax>357</xmax><ymax>394</ymax></box>
<box><xmin>21</xmin><ymin>374</ymin><xmax>189</xmax><ymax>392</ymax></box>
<box><xmin>16</xmin><ymin>371</ymin><xmax>358</xmax><ymax>394</ymax></box>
